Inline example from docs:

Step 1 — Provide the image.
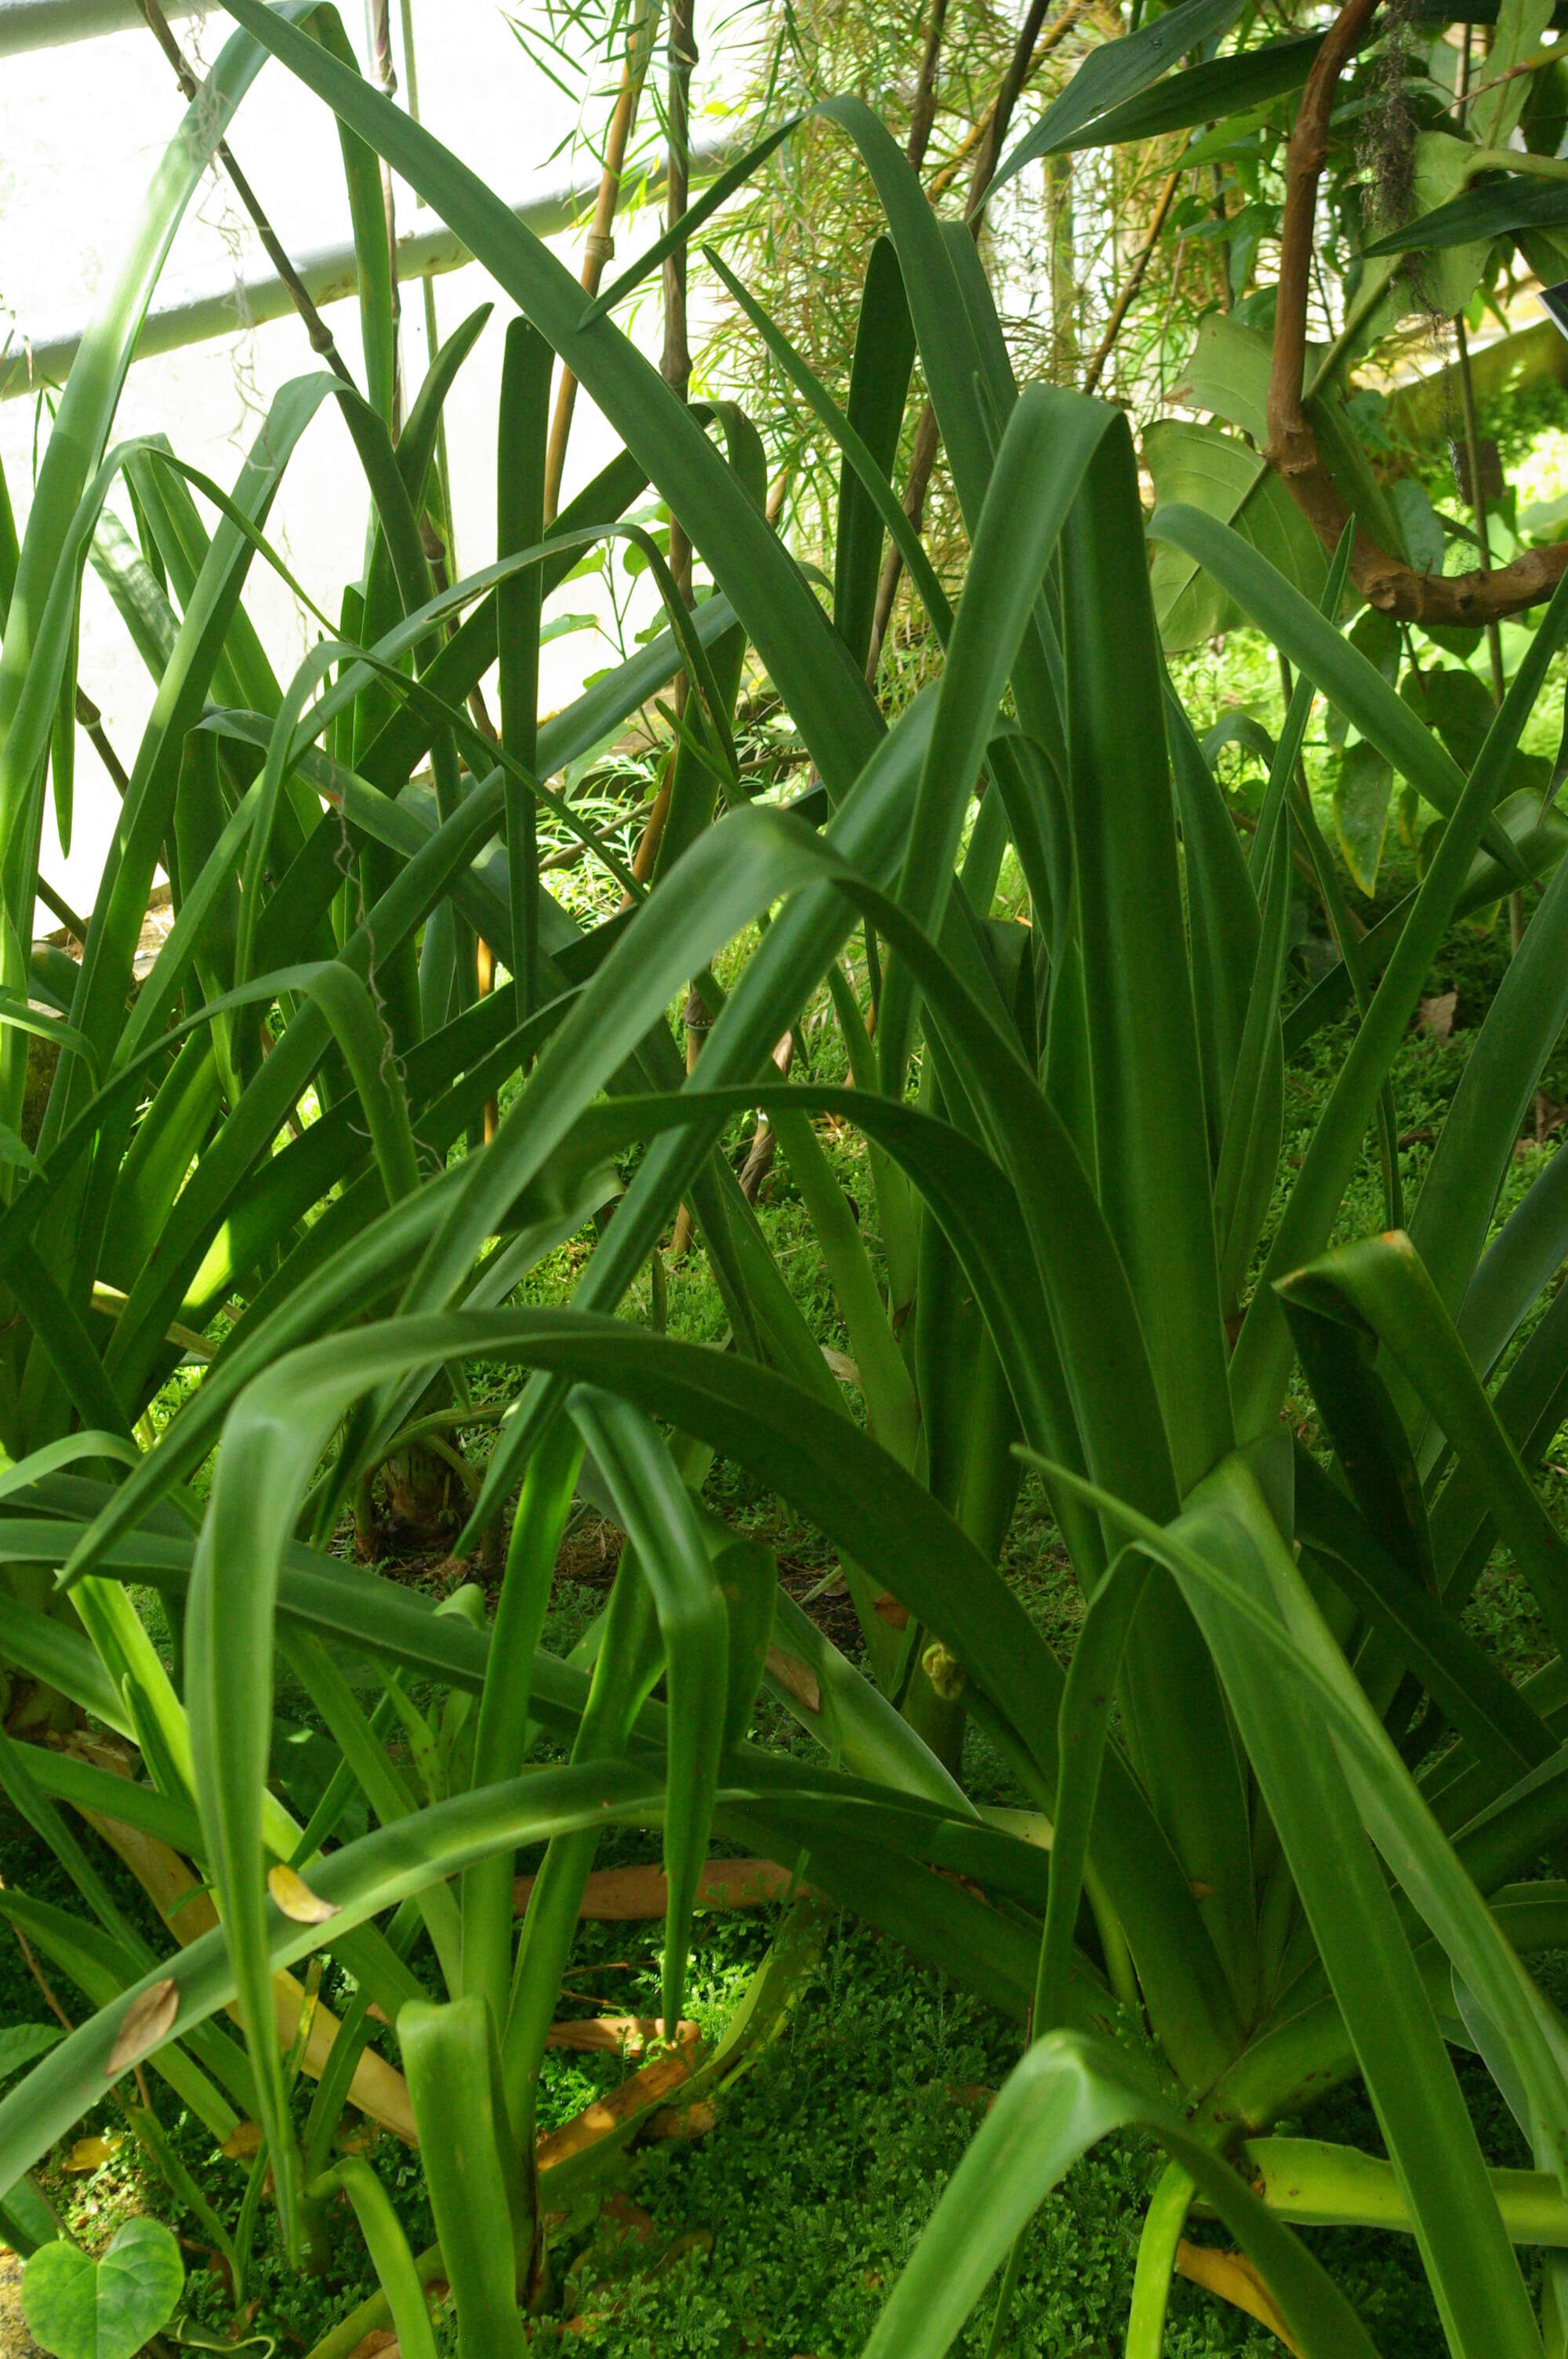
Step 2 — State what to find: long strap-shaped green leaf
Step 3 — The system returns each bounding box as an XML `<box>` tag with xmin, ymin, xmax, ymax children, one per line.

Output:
<box><xmin>1165</xmin><ymin>685</ymin><xmax>1258</xmax><ymax>1165</ymax></box>
<box><xmin>1063</xmin><ymin>427</ymin><xmax>1232</xmax><ymax>1492</ymax></box>
<box><xmin>832</xmin><ymin>236</ymin><xmax>917</xmax><ymax>673</ymax></box>
<box><xmin>1294</xmin><ymin>1448</ymin><xmax>1555</xmax><ymax>1784</ymax></box>
<box><xmin>1044</xmin><ymin>1448</ymin><xmax>1567</xmax><ymax>2350</ymax></box>
<box><xmin>458</xmin><ymin>1419</ymin><xmax>582</xmax><ymax>2026</ymax></box>
<box><xmin>1457</xmin><ymin>1141</ymin><xmax>1568</xmax><ymax>1393</ymax></box>
<box><xmin>877</xmin><ymin>387</ymin><xmax>1119</xmax><ymax>1093</ymax></box>
<box><xmin>496</xmin><ymin>316</ymin><xmax>550</xmax><ymax>1013</ymax></box>
<box><xmin>564</xmin><ymin>1387</ymin><xmax>728</xmax><ymax>2030</ymax></box>
<box><xmin>172</xmin><ymin>1291</ymin><xmax>1221</xmax><ymax>2020</ymax></box>
<box><xmin>309</xmin><ymin>2161</ymin><xmax>437</xmax><ymax>2359</ymax></box>
<box><xmin>1279</xmin><ymin>1233</ymin><xmax>1568</xmax><ymax>1665</ymax></box>
<box><xmin>1226</xmin><ymin>557</ymin><xmax>1568</xmax><ymax>1434</ymax></box>
<box><xmin>989</xmin><ymin>0</ymin><xmax>1245</xmax><ymax>191</ymax></box>
<box><xmin>704</xmin><ymin>243</ymin><xmax>949</xmax><ymax>650</ymax></box>
<box><xmin>1149</xmin><ymin>502</ymin><xmax>1522</xmax><ymax>867</ymax></box>
<box><xmin>0</xmin><ymin>1750</ymin><xmax>1004</xmax><ymax>2210</ymax></box>
<box><xmin>1047</xmin><ymin>29</ymin><xmax>1324</xmax><ymax>154</ymax></box>
<box><xmin>216</xmin><ymin>0</ymin><xmax>884</xmax><ymax>799</ymax></box>
<box><xmin>1410</xmin><ymin>828</ymin><xmax>1568</xmax><ymax>1332</ymax></box>
<box><xmin>399</xmin><ymin>1999</ymin><xmax>528</xmax><ymax>2359</ymax></box>
<box><xmin>859</xmin><ymin>2026</ymin><xmax>1378</xmax><ymax>2359</ymax></box>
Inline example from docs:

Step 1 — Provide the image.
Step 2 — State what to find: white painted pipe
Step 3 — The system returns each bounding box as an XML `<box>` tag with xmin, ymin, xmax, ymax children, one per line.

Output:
<box><xmin>0</xmin><ymin>136</ymin><xmax>737</xmax><ymax>400</ymax></box>
<box><xmin>0</xmin><ymin>0</ymin><xmax>201</xmax><ymax>54</ymax></box>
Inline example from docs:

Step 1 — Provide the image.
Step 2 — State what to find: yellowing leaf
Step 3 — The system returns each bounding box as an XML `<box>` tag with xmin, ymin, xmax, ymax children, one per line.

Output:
<box><xmin>1175</xmin><ymin>2241</ymin><xmax>1304</xmax><ymax>2356</ymax></box>
<box><xmin>267</xmin><ymin>1863</ymin><xmax>340</xmax><ymax>1924</ymax></box>
<box><xmin>106</xmin><ymin>1979</ymin><xmax>179</xmax><ymax>2077</ymax></box>
<box><xmin>220</xmin><ymin>2121</ymin><xmax>263</xmax><ymax>2159</ymax></box>
<box><xmin>765</xmin><ymin>1646</ymin><xmax>821</xmax><ymax>1713</ymax></box>
<box><xmin>63</xmin><ymin>2133</ymin><xmax>124</xmax><ymax>2171</ymax></box>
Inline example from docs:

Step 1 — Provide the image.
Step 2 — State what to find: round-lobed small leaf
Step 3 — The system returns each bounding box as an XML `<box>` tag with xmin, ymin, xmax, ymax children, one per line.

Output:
<box><xmin>21</xmin><ymin>2215</ymin><xmax>185</xmax><ymax>2359</ymax></box>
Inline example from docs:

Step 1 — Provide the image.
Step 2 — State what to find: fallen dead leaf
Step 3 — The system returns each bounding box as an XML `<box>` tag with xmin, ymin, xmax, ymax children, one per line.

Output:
<box><xmin>1416</xmin><ymin>990</ymin><xmax>1457</xmax><ymax>1044</ymax></box>
<box><xmin>78</xmin><ymin>1811</ymin><xmax>216</xmax><ymax>1939</ymax></box>
<box><xmin>599</xmin><ymin>2193</ymin><xmax>655</xmax><ymax>2245</ymax></box>
<box><xmin>345</xmin><ymin>2332</ymin><xmax>399</xmax><ymax>2359</ymax></box>
<box><xmin>535</xmin><ymin>2046</ymin><xmax>695</xmax><ymax>2172</ymax></box>
<box><xmin>644</xmin><ymin>2099</ymin><xmax>717</xmax><ymax>2142</ymax></box>
<box><xmin>268</xmin><ymin>1863</ymin><xmax>340</xmax><ymax>1924</ymax></box>
<box><xmin>516</xmin><ymin>1857</ymin><xmax>797</xmax><ymax>1920</ymax></box>
<box><xmin>765</xmin><ymin>1646</ymin><xmax>822</xmax><ymax>1714</ymax></box>
<box><xmin>871</xmin><ymin>1592</ymin><xmax>909</xmax><ymax>1630</ymax></box>
<box><xmin>546</xmin><ymin>2015</ymin><xmax>699</xmax><ymax>2057</ymax></box>
<box><xmin>106</xmin><ymin>1977</ymin><xmax>179</xmax><ymax>2076</ymax></box>
<box><xmin>655</xmin><ymin>2228</ymin><xmax>714</xmax><ymax>2274</ymax></box>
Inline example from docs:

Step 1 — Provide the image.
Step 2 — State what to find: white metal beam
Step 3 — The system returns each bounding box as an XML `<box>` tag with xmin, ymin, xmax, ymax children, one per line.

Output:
<box><xmin>0</xmin><ymin>0</ymin><xmax>201</xmax><ymax>55</ymax></box>
<box><xmin>0</xmin><ymin>137</ymin><xmax>734</xmax><ymax>401</ymax></box>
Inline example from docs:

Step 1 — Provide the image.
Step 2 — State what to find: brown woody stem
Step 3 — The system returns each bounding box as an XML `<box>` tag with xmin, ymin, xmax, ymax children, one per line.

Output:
<box><xmin>543</xmin><ymin>27</ymin><xmax>654</xmax><ymax>522</ymax></box>
<box><xmin>1265</xmin><ymin>0</ymin><xmax>1568</xmax><ymax>619</ymax></box>
<box><xmin>136</xmin><ymin>0</ymin><xmax>357</xmax><ymax>388</ymax></box>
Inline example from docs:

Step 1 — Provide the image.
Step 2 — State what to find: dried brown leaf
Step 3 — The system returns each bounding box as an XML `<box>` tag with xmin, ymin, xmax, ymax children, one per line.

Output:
<box><xmin>514</xmin><ymin>1857</ymin><xmax>796</xmax><ymax>1920</ymax></box>
<box><xmin>643</xmin><ymin>2099</ymin><xmax>717</xmax><ymax>2141</ymax></box>
<box><xmin>765</xmin><ymin>1646</ymin><xmax>821</xmax><ymax>1713</ymax></box>
<box><xmin>1416</xmin><ymin>989</ymin><xmax>1457</xmax><ymax>1044</ymax></box>
<box><xmin>546</xmin><ymin>2014</ymin><xmax>699</xmax><ymax>2057</ymax></box>
<box><xmin>106</xmin><ymin>1977</ymin><xmax>178</xmax><ymax>2077</ymax></box>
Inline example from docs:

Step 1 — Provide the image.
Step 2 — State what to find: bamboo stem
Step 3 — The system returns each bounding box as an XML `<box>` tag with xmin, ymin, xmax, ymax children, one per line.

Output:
<box><xmin>906</xmin><ymin>0</ymin><xmax>951</xmax><ymax>173</ymax></box>
<box><xmin>1081</xmin><ymin>167</ymin><xmax>1182</xmax><ymax>396</ymax></box>
<box><xmin>543</xmin><ymin>6</ymin><xmax>659</xmax><ymax>522</ymax></box>
<box><xmin>924</xmin><ymin>0</ymin><xmax>1095</xmax><ymax>199</ymax></box>
<box><xmin>1265</xmin><ymin>0</ymin><xmax>1568</xmax><ymax>619</ymax></box>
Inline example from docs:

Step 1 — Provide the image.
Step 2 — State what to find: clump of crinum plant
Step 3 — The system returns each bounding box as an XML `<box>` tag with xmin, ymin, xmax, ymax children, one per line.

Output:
<box><xmin>5</xmin><ymin>4</ymin><xmax>1568</xmax><ymax>2355</ymax></box>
